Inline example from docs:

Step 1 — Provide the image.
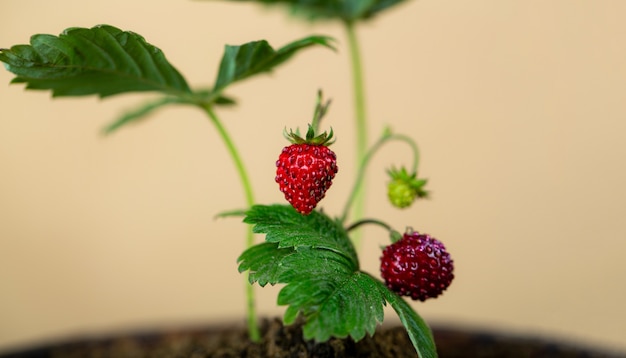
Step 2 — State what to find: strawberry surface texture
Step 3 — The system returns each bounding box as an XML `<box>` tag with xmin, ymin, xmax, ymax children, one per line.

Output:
<box><xmin>380</xmin><ymin>230</ymin><xmax>454</xmax><ymax>301</ymax></box>
<box><xmin>275</xmin><ymin>143</ymin><xmax>338</xmax><ymax>215</ymax></box>
<box><xmin>387</xmin><ymin>178</ymin><xmax>416</xmax><ymax>208</ymax></box>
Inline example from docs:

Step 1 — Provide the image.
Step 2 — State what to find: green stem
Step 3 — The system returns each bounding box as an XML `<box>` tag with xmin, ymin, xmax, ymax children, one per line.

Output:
<box><xmin>204</xmin><ymin>105</ymin><xmax>255</xmax><ymax>210</ymax></box>
<box><xmin>398</xmin><ymin>133</ymin><xmax>421</xmax><ymax>174</ymax></box>
<box><xmin>346</xmin><ymin>218</ymin><xmax>393</xmax><ymax>233</ymax></box>
<box><xmin>202</xmin><ymin>104</ymin><xmax>260</xmax><ymax>342</ymax></box>
<box><xmin>341</xmin><ymin>132</ymin><xmax>387</xmax><ymax>223</ymax></box>
<box><xmin>341</xmin><ymin>131</ymin><xmax>421</xmax><ymax>223</ymax></box>
<box><xmin>311</xmin><ymin>90</ymin><xmax>330</xmax><ymax>133</ymax></box>
<box><xmin>345</xmin><ymin>21</ymin><xmax>368</xmax><ymax>245</ymax></box>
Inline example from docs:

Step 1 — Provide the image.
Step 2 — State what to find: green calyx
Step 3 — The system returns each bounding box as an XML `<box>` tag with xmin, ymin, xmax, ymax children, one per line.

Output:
<box><xmin>283</xmin><ymin>90</ymin><xmax>335</xmax><ymax>146</ymax></box>
<box><xmin>283</xmin><ymin>125</ymin><xmax>334</xmax><ymax>146</ymax></box>
<box><xmin>387</xmin><ymin>166</ymin><xmax>428</xmax><ymax>209</ymax></box>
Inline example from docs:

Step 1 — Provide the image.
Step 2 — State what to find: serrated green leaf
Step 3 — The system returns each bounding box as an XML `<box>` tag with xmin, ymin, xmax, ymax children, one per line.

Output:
<box><xmin>283</xmin><ymin>304</ymin><xmax>300</xmax><ymax>325</ymax></box>
<box><xmin>240</xmin><ymin>206</ymin><xmax>384</xmax><ymax>342</ymax></box>
<box><xmin>238</xmin><ymin>242</ymin><xmax>295</xmax><ymax>287</ymax></box>
<box><xmin>237</xmin><ymin>235</ymin><xmax>355</xmax><ymax>288</ymax></box>
<box><xmin>243</xmin><ymin>204</ymin><xmax>358</xmax><ymax>269</ymax></box>
<box><xmin>294</xmin><ymin>272</ymin><xmax>386</xmax><ymax>342</ymax></box>
<box><xmin>239</xmin><ymin>204</ymin><xmax>434</xmax><ymax>355</ymax></box>
<box><xmin>0</xmin><ymin>25</ymin><xmax>191</xmax><ymax>98</ymax></box>
<box><xmin>240</xmin><ymin>243</ymin><xmax>385</xmax><ymax>342</ymax></box>
<box><xmin>213</xmin><ymin>35</ymin><xmax>335</xmax><ymax>92</ymax></box>
<box><xmin>378</xmin><ymin>279</ymin><xmax>437</xmax><ymax>358</ymax></box>
<box><xmin>215</xmin><ymin>0</ymin><xmax>409</xmax><ymax>21</ymax></box>
<box><xmin>275</xmin><ymin>248</ymin><xmax>356</xmax><ymax>314</ymax></box>
<box><xmin>276</xmin><ymin>246</ymin><xmax>355</xmax><ymax>283</ymax></box>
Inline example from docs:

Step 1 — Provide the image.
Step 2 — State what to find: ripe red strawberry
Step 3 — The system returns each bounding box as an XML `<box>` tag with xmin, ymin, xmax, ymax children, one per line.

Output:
<box><xmin>380</xmin><ymin>229</ymin><xmax>454</xmax><ymax>301</ymax></box>
<box><xmin>275</xmin><ymin>125</ymin><xmax>338</xmax><ymax>215</ymax></box>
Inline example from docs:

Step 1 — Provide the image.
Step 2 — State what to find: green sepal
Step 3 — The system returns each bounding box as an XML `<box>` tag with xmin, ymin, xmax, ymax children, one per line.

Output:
<box><xmin>282</xmin><ymin>90</ymin><xmax>335</xmax><ymax>146</ymax></box>
<box><xmin>389</xmin><ymin>229</ymin><xmax>403</xmax><ymax>243</ymax></box>
<box><xmin>283</xmin><ymin>125</ymin><xmax>335</xmax><ymax>146</ymax></box>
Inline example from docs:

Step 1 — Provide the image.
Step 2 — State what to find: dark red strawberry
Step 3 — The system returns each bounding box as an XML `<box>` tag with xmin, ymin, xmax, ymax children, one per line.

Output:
<box><xmin>380</xmin><ymin>229</ymin><xmax>454</xmax><ymax>301</ymax></box>
<box><xmin>275</xmin><ymin>127</ymin><xmax>338</xmax><ymax>215</ymax></box>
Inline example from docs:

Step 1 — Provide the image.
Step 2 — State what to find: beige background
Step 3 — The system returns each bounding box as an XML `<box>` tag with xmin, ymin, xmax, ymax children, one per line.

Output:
<box><xmin>1</xmin><ymin>0</ymin><xmax>625</xmax><ymax>353</ymax></box>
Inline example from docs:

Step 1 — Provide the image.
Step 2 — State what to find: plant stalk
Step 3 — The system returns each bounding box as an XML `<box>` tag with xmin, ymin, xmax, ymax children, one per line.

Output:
<box><xmin>346</xmin><ymin>218</ymin><xmax>393</xmax><ymax>233</ymax></box>
<box><xmin>203</xmin><ymin>104</ymin><xmax>260</xmax><ymax>342</ymax></box>
<box><xmin>344</xmin><ymin>21</ymin><xmax>368</xmax><ymax>246</ymax></box>
<box><xmin>341</xmin><ymin>131</ymin><xmax>421</xmax><ymax>223</ymax></box>
<box><xmin>341</xmin><ymin>132</ymin><xmax>387</xmax><ymax>223</ymax></box>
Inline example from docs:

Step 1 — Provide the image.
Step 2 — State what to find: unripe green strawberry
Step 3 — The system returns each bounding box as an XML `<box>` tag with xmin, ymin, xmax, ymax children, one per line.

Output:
<box><xmin>380</xmin><ymin>229</ymin><xmax>454</xmax><ymax>301</ymax></box>
<box><xmin>386</xmin><ymin>167</ymin><xmax>428</xmax><ymax>209</ymax></box>
<box><xmin>275</xmin><ymin>124</ymin><xmax>337</xmax><ymax>215</ymax></box>
<box><xmin>388</xmin><ymin>178</ymin><xmax>415</xmax><ymax>208</ymax></box>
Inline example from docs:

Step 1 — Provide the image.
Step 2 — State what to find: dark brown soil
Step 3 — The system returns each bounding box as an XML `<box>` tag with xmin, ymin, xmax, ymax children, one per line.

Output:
<box><xmin>2</xmin><ymin>318</ymin><xmax>622</xmax><ymax>358</ymax></box>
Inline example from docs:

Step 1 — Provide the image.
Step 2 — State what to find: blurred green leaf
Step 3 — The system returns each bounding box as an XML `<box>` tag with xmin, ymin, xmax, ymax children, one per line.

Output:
<box><xmin>0</xmin><ymin>25</ymin><xmax>191</xmax><ymax>98</ymax></box>
<box><xmin>380</xmin><ymin>280</ymin><xmax>437</xmax><ymax>358</ymax></box>
<box><xmin>1</xmin><ymin>26</ymin><xmax>333</xmax><ymax>136</ymax></box>
<box><xmin>102</xmin><ymin>91</ymin><xmax>235</xmax><ymax>135</ymax></box>
<box><xmin>102</xmin><ymin>96</ymin><xmax>182</xmax><ymax>134</ymax></box>
<box><xmin>216</xmin><ymin>0</ymin><xmax>409</xmax><ymax>21</ymax></box>
<box><xmin>213</xmin><ymin>35</ymin><xmax>335</xmax><ymax>92</ymax></box>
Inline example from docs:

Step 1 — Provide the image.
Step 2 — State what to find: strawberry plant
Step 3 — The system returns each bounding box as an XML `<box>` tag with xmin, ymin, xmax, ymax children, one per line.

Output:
<box><xmin>235</xmin><ymin>96</ymin><xmax>450</xmax><ymax>357</ymax></box>
<box><xmin>1</xmin><ymin>1</ymin><xmax>454</xmax><ymax>357</ymax></box>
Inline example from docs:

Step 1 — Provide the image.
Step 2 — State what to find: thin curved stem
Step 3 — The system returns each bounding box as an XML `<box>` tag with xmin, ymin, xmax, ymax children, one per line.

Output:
<box><xmin>311</xmin><ymin>90</ymin><xmax>330</xmax><ymax>133</ymax></box>
<box><xmin>397</xmin><ymin>133</ymin><xmax>421</xmax><ymax>174</ymax></box>
<box><xmin>340</xmin><ymin>132</ymin><xmax>386</xmax><ymax>223</ymax></box>
<box><xmin>202</xmin><ymin>104</ymin><xmax>260</xmax><ymax>342</ymax></box>
<box><xmin>204</xmin><ymin>105</ymin><xmax>255</xmax><ymax>210</ymax></box>
<box><xmin>341</xmin><ymin>131</ymin><xmax>422</xmax><ymax>224</ymax></box>
<box><xmin>346</xmin><ymin>218</ymin><xmax>393</xmax><ymax>233</ymax></box>
<box><xmin>345</xmin><ymin>21</ymin><xmax>368</xmax><ymax>244</ymax></box>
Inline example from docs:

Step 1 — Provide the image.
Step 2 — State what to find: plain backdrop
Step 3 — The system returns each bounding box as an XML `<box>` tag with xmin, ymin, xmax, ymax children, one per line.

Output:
<box><xmin>1</xmin><ymin>0</ymin><xmax>625</xmax><ymax>353</ymax></box>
